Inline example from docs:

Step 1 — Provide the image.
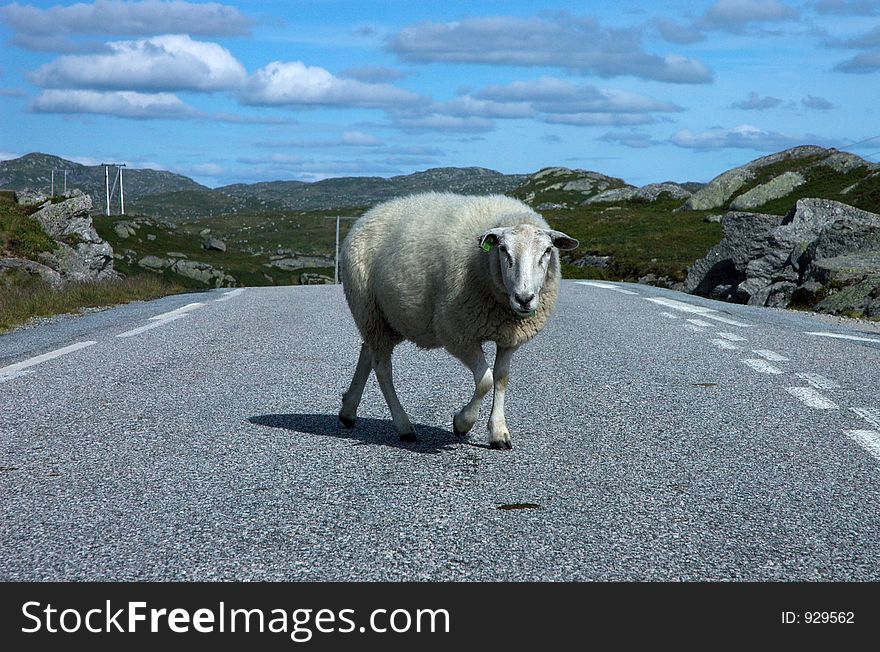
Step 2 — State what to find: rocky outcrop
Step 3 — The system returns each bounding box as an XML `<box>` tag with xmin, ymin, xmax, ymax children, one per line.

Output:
<box><xmin>269</xmin><ymin>254</ymin><xmax>334</xmax><ymax>271</ymax></box>
<box><xmin>0</xmin><ymin>256</ymin><xmax>63</xmax><ymax>288</ymax></box>
<box><xmin>137</xmin><ymin>255</ymin><xmax>236</xmax><ymax>287</ymax></box>
<box><xmin>22</xmin><ymin>192</ymin><xmax>116</xmax><ymax>283</ymax></box>
<box><xmin>586</xmin><ymin>182</ymin><xmax>692</xmax><ymax>204</ymax></box>
<box><xmin>202</xmin><ymin>237</ymin><xmax>227</xmax><ymax>252</ymax></box>
<box><xmin>729</xmin><ymin>171</ymin><xmax>805</xmax><ymax>210</ymax></box>
<box><xmin>685</xmin><ymin>198</ymin><xmax>880</xmax><ymax>315</ymax></box>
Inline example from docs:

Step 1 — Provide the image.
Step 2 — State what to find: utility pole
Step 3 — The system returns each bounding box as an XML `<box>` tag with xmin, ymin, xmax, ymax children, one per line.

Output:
<box><xmin>101</xmin><ymin>163</ymin><xmax>127</xmax><ymax>216</ymax></box>
<box><xmin>104</xmin><ymin>166</ymin><xmax>110</xmax><ymax>216</ymax></box>
<box><xmin>63</xmin><ymin>169</ymin><xmax>68</xmax><ymax>194</ymax></box>
<box><xmin>51</xmin><ymin>169</ymin><xmax>54</xmax><ymax>196</ymax></box>
<box><xmin>324</xmin><ymin>216</ymin><xmax>358</xmax><ymax>284</ymax></box>
<box><xmin>119</xmin><ymin>165</ymin><xmax>125</xmax><ymax>215</ymax></box>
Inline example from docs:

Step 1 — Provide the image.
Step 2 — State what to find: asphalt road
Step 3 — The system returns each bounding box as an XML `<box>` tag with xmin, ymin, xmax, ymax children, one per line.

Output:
<box><xmin>1</xmin><ymin>281</ymin><xmax>879</xmax><ymax>581</ymax></box>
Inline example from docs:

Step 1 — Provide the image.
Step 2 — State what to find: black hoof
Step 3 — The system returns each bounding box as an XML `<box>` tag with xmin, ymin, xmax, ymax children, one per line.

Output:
<box><xmin>338</xmin><ymin>414</ymin><xmax>356</xmax><ymax>429</ymax></box>
<box><xmin>489</xmin><ymin>440</ymin><xmax>513</xmax><ymax>450</ymax></box>
<box><xmin>399</xmin><ymin>432</ymin><xmax>418</xmax><ymax>443</ymax></box>
<box><xmin>453</xmin><ymin>425</ymin><xmax>467</xmax><ymax>437</ymax></box>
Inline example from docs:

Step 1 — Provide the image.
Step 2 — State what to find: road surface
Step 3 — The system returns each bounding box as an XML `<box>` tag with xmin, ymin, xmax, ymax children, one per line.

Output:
<box><xmin>1</xmin><ymin>281</ymin><xmax>879</xmax><ymax>580</ymax></box>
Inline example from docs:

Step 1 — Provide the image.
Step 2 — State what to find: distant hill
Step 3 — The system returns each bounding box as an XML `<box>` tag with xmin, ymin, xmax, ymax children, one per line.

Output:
<box><xmin>0</xmin><ymin>153</ymin><xmax>207</xmax><ymax>213</ymax></box>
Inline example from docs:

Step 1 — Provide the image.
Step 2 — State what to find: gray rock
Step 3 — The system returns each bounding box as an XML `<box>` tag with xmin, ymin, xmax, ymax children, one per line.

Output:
<box><xmin>729</xmin><ymin>171</ymin><xmax>806</xmax><ymax>210</ymax></box>
<box><xmin>0</xmin><ymin>256</ymin><xmax>63</xmax><ymax>288</ymax></box>
<box><xmin>146</xmin><ymin>234</ymin><xmax>156</xmax><ymax>241</ymax></box>
<box><xmin>138</xmin><ymin>256</ymin><xmax>173</xmax><ymax>270</ymax></box>
<box><xmin>572</xmin><ymin>254</ymin><xmax>611</xmax><ymax>268</ymax></box>
<box><xmin>31</xmin><ymin>194</ymin><xmax>100</xmax><ymax>243</ymax></box>
<box><xmin>535</xmin><ymin>202</ymin><xmax>568</xmax><ymax>210</ymax></box>
<box><xmin>271</xmin><ymin>255</ymin><xmax>334</xmax><ymax>271</ymax></box>
<box><xmin>634</xmin><ymin>183</ymin><xmax>692</xmax><ymax>202</ymax></box>
<box><xmin>685</xmin><ymin>198</ymin><xmax>880</xmax><ymax>315</ymax></box>
<box><xmin>299</xmin><ymin>272</ymin><xmax>334</xmax><ymax>285</ymax></box>
<box><xmin>586</xmin><ymin>187</ymin><xmax>636</xmax><ymax>204</ymax></box>
<box><xmin>114</xmin><ymin>222</ymin><xmax>136</xmax><ymax>239</ymax></box>
<box><xmin>15</xmin><ymin>189</ymin><xmax>48</xmax><ymax>207</ymax></box>
<box><xmin>202</xmin><ymin>237</ymin><xmax>227</xmax><ymax>252</ymax></box>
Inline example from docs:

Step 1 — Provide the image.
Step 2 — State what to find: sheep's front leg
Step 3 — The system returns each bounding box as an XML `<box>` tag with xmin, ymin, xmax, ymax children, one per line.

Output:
<box><xmin>449</xmin><ymin>344</ymin><xmax>492</xmax><ymax>437</ymax></box>
<box><xmin>339</xmin><ymin>342</ymin><xmax>372</xmax><ymax>429</ymax></box>
<box><xmin>488</xmin><ymin>345</ymin><xmax>517</xmax><ymax>450</ymax></box>
<box><xmin>372</xmin><ymin>349</ymin><xmax>417</xmax><ymax>442</ymax></box>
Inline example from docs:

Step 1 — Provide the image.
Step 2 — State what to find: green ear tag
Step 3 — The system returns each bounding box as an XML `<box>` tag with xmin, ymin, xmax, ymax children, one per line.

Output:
<box><xmin>481</xmin><ymin>241</ymin><xmax>492</xmax><ymax>251</ymax></box>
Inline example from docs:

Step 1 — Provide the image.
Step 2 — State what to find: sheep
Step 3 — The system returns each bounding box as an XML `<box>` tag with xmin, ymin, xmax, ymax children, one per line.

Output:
<box><xmin>337</xmin><ymin>192</ymin><xmax>578</xmax><ymax>449</ymax></box>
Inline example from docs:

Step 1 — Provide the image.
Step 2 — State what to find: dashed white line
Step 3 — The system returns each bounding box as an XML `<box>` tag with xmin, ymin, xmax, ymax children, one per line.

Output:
<box><xmin>684</xmin><ymin>324</ymin><xmax>706</xmax><ymax>333</ymax></box>
<box><xmin>0</xmin><ymin>370</ymin><xmax>34</xmax><ymax>384</ymax></box>
<box><xmin>0</xmin><ymin>341</ymin><xmax>97</xmax><ymax>380</ymax></box>
<box><xmin>716</xmin><ymin>332</ymin><xmax>747</xmax><ymax>342</ymax></box>
<box><xmin>742</xmin><ymin>358</ymin><xmax>784</xmax><ymax>374</ymax></box>
<box><xmin>796</xmin><ymin>373</ymin><xmax>840</xmax><ymax>390</ymax></box>
<box><xmin>805</xmin><ymin>331</ymin><xmax>880</xmax><ymax>344</ymax></box>
<box><xmin>785</xmin><ymin>386</ymin><xmax>838</xmax><ymax>410</ymax></box>
<box><xmin>644</xmin><ymin>297</ymin><xmax>751</xmax><ymax>327</ymax></box>
<box><xmin>710</xmin><ymin>339</ymin><xmax>740</xmax><ymax>350</ymax></box>
<box><xmin>149</xmin><ymin>302</ymin><xmax>204</xmax><ymax>321</ymax></box>
<box><xmin>213</xmin><ymin>288</ymin><xmax>245</xmax><ymax>303</ymax></box>
<box><xmin>117</xmin><ymin>314</ymin><xmax>188</xmax><ymax>338</ymax></box>
<box><xmin>576</xmin><ymin>281</ymin><xmax>639</xmax><ymax>295</ymax></box>
<box><xmin>852</xmin><ymin>407</ymin><xmax>880</xmax><ymax>430</ymax></box>
<box><xmin>659</xmin><ymin>312</ymin><xmax>678</xmax><ymax>319</ymax></box>
<box><xmin>844</xmin><ymin>430</ymin><xmax>880</xmax><ymax>463</ymax></box>
<box><xmin>687</xmin><ymin>319</ymin><xmax>713</xmax><ymax>327</ymax></box>
<box><xmin>753</xmin><ymin>349</ymin><xmax>789</xmax><ymax>362</ymax></box>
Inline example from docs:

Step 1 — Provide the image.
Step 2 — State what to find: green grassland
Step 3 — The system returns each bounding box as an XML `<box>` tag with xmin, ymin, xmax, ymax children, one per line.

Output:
<box><xmin>0</xmin><ymin>190</ymin><xmax>58</xmax><ymax>259</ymax></box>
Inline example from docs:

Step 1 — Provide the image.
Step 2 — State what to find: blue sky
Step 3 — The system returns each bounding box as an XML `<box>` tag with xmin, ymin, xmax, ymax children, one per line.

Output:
<box><xmin>1</xmin><ymin>0</ymin><xmax>879</xmax><ymax>187</ymax></box>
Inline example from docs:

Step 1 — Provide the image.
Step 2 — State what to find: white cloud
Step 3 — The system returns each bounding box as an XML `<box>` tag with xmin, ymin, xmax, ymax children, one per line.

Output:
<box><xmin>386</xmin><ymin>14</ymin><xmax>712</xmax><ymax>83</ymax></box>
<box><xmin>30</xmin><ymin>34</ymin><xmax>247</xmax><ymax>92</ymax></box>
<box><xmin>0</xmin><ymin>0</ymin><xmax>251</xmax><ymax>37</ymax></box>
<box><xmin>670</xmin><ymin>124</ymin><xmax>817</xmax><ymax>150</ymax></box>
<box><xmin>241</xmin><ymin>60</ymin><xmax>423</xmax><ymax>108</ymax></box>
<box><xmin>814</xmin><ymin>0</ymin><xmax>880</xmax><ymax>15</ymax></box>
<box><xmin>730</xmin><ymin>91</ymin><xmax>783</xmax><ymax>110</ymax></box>
<box><xmin>545</xmin><ymin>113</ymin><xmax>659</xmax><ymax>126</ymax></box>
<box><xmin>651</xmin><ymin>18</ymin><xmax>706</xmax><ymax>44</ymax></box>
<box><xmin>256</xmin><ymin>131</ymin><xmax>383</xmax><ymax>148</ymax></box>
<box><xmin>392</xmin><ymin>114</ymin><xmax>494</xmax><ymax>133</ymax></box>
<box><xmin>599</xmin><ymin>130</ymin><xmax>661</xmax><ymax>148</ymax></box>
<box><xmin>30</xmin><ymin>89</ymin><xmax>198</xmax><ymax>119</ymax></box>
<box><xmin>339</xmin><ymin>66</ymin><xmax>408</xmax><ymax>83</ymax></box>
<box><xmin>802</xmin><ymin>95</ymin><xmax>834</xmax><ymax>109</ymax></box>
<box><xmin>833</xmin><ymin>50</ymin><xmax>880</xmax><ymax>72</ymax></box>
<box><xmin>0</xmin><ymin>150</ymin><xmax>21</xmax><ymax>161</ymax></box>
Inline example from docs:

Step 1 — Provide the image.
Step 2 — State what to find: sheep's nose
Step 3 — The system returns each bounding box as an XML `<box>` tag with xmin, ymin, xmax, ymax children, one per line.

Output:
<box><xmin>515</xmin><ymin>292</ymin><xmax>535</xmax><ymax>307</ymax></box>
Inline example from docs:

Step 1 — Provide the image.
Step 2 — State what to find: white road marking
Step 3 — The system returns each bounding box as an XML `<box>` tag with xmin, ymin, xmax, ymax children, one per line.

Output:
<box><xmin>117</xmin><ymin>314</ymin><xmax>188</xmax><ymax>338</ymax></box>
<box><xmin>710</xmin><ymin>339</ymin><xmax>740</xmax><ymax>350</ymax></box>
<box><xmin>576</xmin><ymin>281</ymin><xmax>638</xmax><ymax>295</ymax></box>
<box><xmin>852</xmin><ymin>407</ymin><xmax>880</xmax><ymax>430</ymax></box>
<box><xmin>0</xmin><ymin>370</ymin><xmax>34</xmax><ymax>384</ymax></box>
<box><xmin>660</xmin><ymin>312</ymin><xmax>678</xmax><ymax>319</ymax></box>
<box><xmin>753</xmin><ymin>349</ymin><xmax>789</xmax><ymax>362</ymax></box>
<box><xmin>742</xmin><ymin>358</ymin><xmax>784</xmax><ymax>374</ymax></box>
<box><xmin>785</xmin><ymin>387</ymin><xmax>838</xmax><ymax>410</ymax></box>
<box><xmin>213</xmin><ymin>288</ymin><xmax>245</xmax><ymax>303</ymax></box>
<box><xmin>844</xmin><ymin>430</ymin><xmax>880</xmax><ymax>463</ymax></box>
<box><xmin>687</xmin><ymin>319</ymin><xmax>713</xmax><ymax>327</ymax></box>
<box><xmin>716</xmin><ymin>332</ymin><xmax>747</xmax><ymax>342</ymax></box>
<box><xmin>805</xmin><ymin>331</ymin><xmax>880</xmax><ymax>344</ymax></box>
<box><xmin>684</xmin><ymin>324</ymin><xmax>706</xmax><ymax>332</ymax></box>
<box><xmin>0</xmin><ymin>341</ymin><xmax>97</xmax><ymax>379</ymax></box>
<box><xmin>149</xmin><ymin>302</ymin><xmax>204</xmax><ymax>321</ymax></box>
<box><xmin>796</xmin><ymin>373</ymin><xmax>840</xmax><ymax>390</ymax></box>
<box><xmin>644</xmin><ymin>297</ymin><xmax>751</xmax><ymax>327</ymax></box>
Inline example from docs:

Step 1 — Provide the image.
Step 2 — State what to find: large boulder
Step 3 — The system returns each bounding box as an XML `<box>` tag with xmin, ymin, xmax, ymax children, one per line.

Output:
<box><xmin>685</xmin><ymin>198</ymin><xmax>880</xmax><ymax>313</ymax></box>
<box><xmin>27</xmin><ymin>193</ymin><xmax>116</xmax><ymax>283</ymax></box>
<box><xmin>0</xmin><ymin>256</ymin><xmax>63</xmax><ymax>288</ymax></box>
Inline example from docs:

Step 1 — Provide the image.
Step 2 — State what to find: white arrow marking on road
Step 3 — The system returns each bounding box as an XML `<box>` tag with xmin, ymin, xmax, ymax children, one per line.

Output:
<box><xmin>0</xmin><ymin>341</ymin><xmax>97</xmax><ymax>380</ymax></box>
<box><xmin>845</xmin><ymin>430</ymin><xmax>880</xmax><ymax>463</ymax></box>
<box><xmin>805</xmin><ymin>331</ymin><xmax>880</xmax><ymax>344</ymax></box>
<box><xmin>785</xmin><ymin>387</ymin><xmax>838</xmax><ymax>410</ymax></box>
<box><xmin>742</xmin><ymin>358</ymin><xmax>784</xmax><ymax>374</ymax></box>
<box><xmin>576</xmin><ymin>281</ymin><xmax>639</xmax><ymax>295</ymax></box>
<box><xmin>117</xmin><ymin>314</ymin><xmax>188</xmax><ymax>338</ymax></box>
<box><xmin>753</xmin><ymin>349</ymin><xmax>789</xmax><ymax>362</ymax></box>
<box><xmin>644</xmin><ymin>297</ymin><xmax>752</xmax><ymax>327</ymax></box>
<box><xmin>149</xmin><ymin>302</ymin><xmax>204</xmax><ymax>321</ymax></box>
<box><xmin>796</xmin><ymin>373</ymin><xmax>840</xmax><ymax>390</ymax></box>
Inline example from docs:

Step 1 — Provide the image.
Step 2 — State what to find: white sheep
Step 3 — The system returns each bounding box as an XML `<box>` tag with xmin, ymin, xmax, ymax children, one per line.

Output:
<box><xmin>338</xmin><ymin>192</ymin><xmax>578</xmax><ymax>449</ymax></box>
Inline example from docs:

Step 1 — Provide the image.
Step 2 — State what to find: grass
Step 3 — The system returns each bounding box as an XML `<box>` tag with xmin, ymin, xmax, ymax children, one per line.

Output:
<box><xmin>0</xmin><ymin>271</ymin><xmax>188</xmax><ymax>333</ymax></box>
<box><xmin>543</xmin><ymin>199</ymin><xmax>722</xmax><ymax>282</ymax></box>
<box><xmin>0</xmin><ymin>191</ymin><xmax>58</xmax><ymax>259</ymax></box>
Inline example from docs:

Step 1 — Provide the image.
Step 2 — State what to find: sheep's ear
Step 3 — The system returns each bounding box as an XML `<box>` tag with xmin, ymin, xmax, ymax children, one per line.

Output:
<box><xmin>478</xmin><ymin>228</ymin><xmax>505</xmax><ymax>251</ymax></box>
<box><xmin>544</xmin><ymin>229</ymin><xmax>579</xmax><ymax>251</ymax></box>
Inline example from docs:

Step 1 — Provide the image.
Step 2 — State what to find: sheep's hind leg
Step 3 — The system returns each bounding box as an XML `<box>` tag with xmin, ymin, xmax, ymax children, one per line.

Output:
<box><xmin>339</xmin><ymin>342</ymin><xmax>372</xmax><ymax>429</ymax></box>
<box><xmin>372</xmin><ymin>349</ymin><xmax>417</xmax><ymax>442</ymax></box>
<box><xmin>449</xmin><ymin>344</ymin><xmax>492</xmax><ymax>437</ymax></box>
<box><xmin>487</xmin><ymin>345</ymin><xmax>517</xmax><ymax>450</ymax></box>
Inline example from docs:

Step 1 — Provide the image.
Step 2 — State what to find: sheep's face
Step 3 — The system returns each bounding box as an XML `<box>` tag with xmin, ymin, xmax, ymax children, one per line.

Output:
<box><xmin>479</xmin><ymin>223</ymin><xmax>579</xmax><ymax>317</ymax></box>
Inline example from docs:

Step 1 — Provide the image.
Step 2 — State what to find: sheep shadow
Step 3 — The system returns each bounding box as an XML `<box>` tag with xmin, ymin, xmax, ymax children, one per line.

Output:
<box><xmin>248</xmin><ymin>413</ymin><xmax>487</xmax><ymax>454</ymax></box>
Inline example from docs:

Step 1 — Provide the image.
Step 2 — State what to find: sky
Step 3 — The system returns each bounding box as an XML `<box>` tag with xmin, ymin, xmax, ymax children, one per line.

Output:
<box><xmin>1</xmin><ymin>0</ymin><xmax>879</xmax><ymax>188</ymax></box>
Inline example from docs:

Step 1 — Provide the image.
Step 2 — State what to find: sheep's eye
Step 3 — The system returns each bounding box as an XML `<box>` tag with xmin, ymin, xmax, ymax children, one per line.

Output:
<box><xmin>544</xmin><ymin>247</ymin><xmax>552</xmax><ymax>257</ymax></box>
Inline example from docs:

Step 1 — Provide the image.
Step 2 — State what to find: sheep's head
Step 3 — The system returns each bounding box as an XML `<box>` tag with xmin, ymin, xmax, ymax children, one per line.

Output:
<box><xmin>479</xmin><ymin>223</ymin><xmax>578</xmax><ymax>318</ymax></box>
